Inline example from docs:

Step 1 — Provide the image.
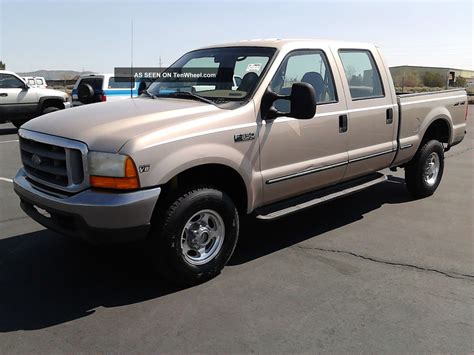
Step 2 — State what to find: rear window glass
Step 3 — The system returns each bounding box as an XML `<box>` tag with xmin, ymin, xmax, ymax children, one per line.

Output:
<box><xmin>338</xmin><ymin>50</ymin><xmax>384</xmax><ymax>100</ymax></box>
<box><xmin>108</xmin><ymin>77</ymin><xmax>134</xmax><ymax>89</ymax></box>
<box><xmin>79</xmin><ymin>77</ymin><xmax>103</xmax><ymax>90</ymax></box>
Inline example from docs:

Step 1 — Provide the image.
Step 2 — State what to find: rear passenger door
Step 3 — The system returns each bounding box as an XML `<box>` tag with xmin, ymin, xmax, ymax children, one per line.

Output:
<box><xmin>336</xmin><ymin>48</ymin><xmax>397</xmax><ymax>179</ymax></box>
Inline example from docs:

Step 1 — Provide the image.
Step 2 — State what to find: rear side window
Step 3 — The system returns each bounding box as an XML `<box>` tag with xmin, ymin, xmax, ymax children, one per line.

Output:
<box><xmin>36</xmin><ymin>78</ymin><xmax>44</xmax><ymax>85</ymax></box>
<box><xmin>339</xmin><ymin>50</ymin><xmax>384</xmax><ymax>100</ymax></box>
<box><xmin>108</xmin><ymin>77</ymin><xmax>134</xmax><ymax>89</ymax></box>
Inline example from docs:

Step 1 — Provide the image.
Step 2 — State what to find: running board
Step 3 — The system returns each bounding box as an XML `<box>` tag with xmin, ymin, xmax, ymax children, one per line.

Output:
<box><xmin>255</xmin><ymin>173</ymin><xmax>387</xmax><ymax>220</ymax></box>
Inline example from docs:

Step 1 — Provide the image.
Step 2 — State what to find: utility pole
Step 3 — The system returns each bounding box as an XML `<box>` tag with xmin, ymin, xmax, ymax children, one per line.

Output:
<box><xmin>130</xmin><ymin>19</ymin><xmax>134</xmax><ymax>98</ymax></box>
<box><xmin>159</xmin><ymin>56</ymin><xmax>162</xmax><ymax>68</ymax></box>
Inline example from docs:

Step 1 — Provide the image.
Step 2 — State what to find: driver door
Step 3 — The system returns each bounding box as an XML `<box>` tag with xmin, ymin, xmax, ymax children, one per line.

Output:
<box><xmin>0</xmin><ymin>73</ymin><xmax>37</xmax><ymax>120</ymax></box>
<box><xmin>258</xmin><ymin>49</ymin><xmax>349</xmax><ymax>204</ymax></box>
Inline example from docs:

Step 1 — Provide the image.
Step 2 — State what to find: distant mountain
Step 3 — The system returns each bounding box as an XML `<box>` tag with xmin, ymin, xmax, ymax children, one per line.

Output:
<box><xmin>16</xmin><ymin>70</ymin><xmax>95</xmax><ymax>80</ymax></box>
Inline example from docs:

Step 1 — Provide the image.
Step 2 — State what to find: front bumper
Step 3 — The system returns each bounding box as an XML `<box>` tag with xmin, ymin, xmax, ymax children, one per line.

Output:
<box><xmin>13</xmin><ymin>169</ymin><xmax>161</xmax><ymax>243</ymax></box>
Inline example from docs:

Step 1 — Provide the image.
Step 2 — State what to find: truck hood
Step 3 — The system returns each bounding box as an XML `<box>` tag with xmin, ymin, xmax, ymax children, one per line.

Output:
<box><xmin>22</xmin><ymin>98</ymin><xmax>220</xmax><ymax>152</ymax></box>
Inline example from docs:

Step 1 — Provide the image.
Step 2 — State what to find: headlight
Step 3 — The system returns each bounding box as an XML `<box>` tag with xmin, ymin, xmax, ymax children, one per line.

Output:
<box><xmin>88</xmin><ymin>151</ymin><xmax>139</xmax><ymax>190</ymax></box>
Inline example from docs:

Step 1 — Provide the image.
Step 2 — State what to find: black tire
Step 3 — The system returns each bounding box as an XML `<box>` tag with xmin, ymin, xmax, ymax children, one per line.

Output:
<box><xmin>405</xmin><ymin>139</ymin><xmax>444</xmax><ymax>198</ymax></box>
<box><xmin>42</xmin><ymin>106</ymin><xmax>60</xmax><ymax>115</ymax></box>
<box><xmin>149</xmin><ymin>186</ymin><xmax>239</xmax><ymax>286</ymax></box>
<box><xmin>78</xmin><ymin>83</ymin><xmax>95</xmax><ymax>104</ymax></box>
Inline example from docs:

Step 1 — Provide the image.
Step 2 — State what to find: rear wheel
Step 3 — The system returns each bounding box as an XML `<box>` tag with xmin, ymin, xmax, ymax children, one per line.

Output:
<box><xmin>149</xmin><ymin>186</ymin><xmax>239</xmax><ymax>286</ymax></box>
<box><xmin>405</xmin><ymin>139</ymin><xmax>444</xmax><ymax>198</ymax></box>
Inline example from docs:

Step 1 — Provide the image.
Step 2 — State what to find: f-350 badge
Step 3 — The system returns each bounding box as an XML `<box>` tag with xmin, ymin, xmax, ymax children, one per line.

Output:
<box><xmin>234</xmin><ymin>132</ymin><xmax>255</xmax><ymax>142</ymax></box>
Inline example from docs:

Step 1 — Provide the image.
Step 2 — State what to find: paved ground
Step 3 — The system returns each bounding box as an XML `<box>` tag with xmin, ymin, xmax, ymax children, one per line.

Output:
<box><xmin>0</xmin><ymin>110</ymin><xmax>472</xmax><ymax>353</ymax></box>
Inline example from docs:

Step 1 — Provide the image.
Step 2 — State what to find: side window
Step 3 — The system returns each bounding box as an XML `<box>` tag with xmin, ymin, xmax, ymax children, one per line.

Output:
<box><xmin>36</xmin><ymin>78</ymin><xmax>44</xmax><ymax>85</ymax></box>
<box><xmin>338</xmin><ymin>50</ymin><xmax>384</xmax><ymax>100</ymax></box>
<box><xmin>270</xmin><ymin>50</ymin><xmax>337</xmax><ymax>112</ymax></box>
<box><xmin>0</xmin><ymin>74</ymin><xmax>25</xmax><ymax>89</ymax></box>
<box><xmin>233</xmin><ymin>56</ymin><xmax>270</xmax><ymax>91</ymax></box>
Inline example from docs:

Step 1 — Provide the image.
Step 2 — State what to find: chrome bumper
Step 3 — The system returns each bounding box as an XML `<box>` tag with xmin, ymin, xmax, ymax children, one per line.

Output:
<box><xmin>13</xmin><ymin>169</ymin><xmax>161</xmax><ymax>242</ymax></box>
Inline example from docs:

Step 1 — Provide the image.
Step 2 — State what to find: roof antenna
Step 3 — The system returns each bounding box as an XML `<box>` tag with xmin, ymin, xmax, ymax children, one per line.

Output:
<box><xmin>130</xmin><ymin>19</ymin><xmax>134</xmax><ymax>98</ymax></box>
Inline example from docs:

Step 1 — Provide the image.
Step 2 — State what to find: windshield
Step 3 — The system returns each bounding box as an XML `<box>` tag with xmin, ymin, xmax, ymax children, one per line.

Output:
<box><xmin>147</xmin><ymin>46</ymin><xmax>276</xmax><ymax>103</ymax></box>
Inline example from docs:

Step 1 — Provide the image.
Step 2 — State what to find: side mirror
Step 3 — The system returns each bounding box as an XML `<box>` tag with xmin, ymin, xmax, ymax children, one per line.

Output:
<box><xmin>138</xmin><ymin>80</ymin><xmax>147</xmax><ymax>95</ymax></box>
<box><xmin>22</xmin><ymin>82</ymin><xmax>29</xmax><ymax>90</ymax></box>
<box><xmin>261</xmin><ymin>82</ymin><xmax>317</xmax><ymax>120</ymax></box>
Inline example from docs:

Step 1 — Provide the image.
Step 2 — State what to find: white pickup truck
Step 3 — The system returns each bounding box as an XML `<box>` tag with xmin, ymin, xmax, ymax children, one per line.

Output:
<box><xmin>0</xmin><ymin>70</ymin><xmax>71</xmax><ymax>128</ymax></box>
<box><xmin>13</xmin><ymin>39</ymin><xmax>467</xmax><ymax>285</ymax></box>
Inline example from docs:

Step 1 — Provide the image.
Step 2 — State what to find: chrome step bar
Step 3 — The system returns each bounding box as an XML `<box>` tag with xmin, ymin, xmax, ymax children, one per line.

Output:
<box><xmin>255</xmin><ymin>173</ymin><xmax>387</xmax><ymax>220</ymax></box>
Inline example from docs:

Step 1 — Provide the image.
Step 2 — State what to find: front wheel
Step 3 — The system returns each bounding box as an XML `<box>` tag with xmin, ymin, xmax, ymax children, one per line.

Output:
<box><xmin>42</xmin><ymin>106</ymin><xmax>60</xmax><ymax>115</ymax></box>
<box><xmin>149</xmin><ymin>186</ymin><xmax>239</xmax><ymax>286</ymax></box>
<box><xmin>405</xmin><ymin>139</ymin><xmax>444</xmax><ymax>198</ymax></box>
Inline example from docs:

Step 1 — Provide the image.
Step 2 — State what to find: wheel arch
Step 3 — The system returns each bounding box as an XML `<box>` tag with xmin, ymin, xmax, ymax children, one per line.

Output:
<box><xmin>38</xmin><ymin>96</ymin><xmax>65</xmax><ymax>113</ymax></box>
<box><xmin>160</xmin><ymin>162</ymin><xmax>251</xmax><ymax>215</ymax></box>
<box><xmin>421</xmin><ymin>116</ymin><xmax>452</xmax><ymax>145</ymax></box>
<box><xmin>418</xmin><ymin>104</ymin><xmax>453</xmax><ymax>146</ymax></box>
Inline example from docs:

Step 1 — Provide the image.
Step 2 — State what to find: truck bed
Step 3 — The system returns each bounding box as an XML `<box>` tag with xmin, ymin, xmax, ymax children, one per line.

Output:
<box><xmin>392</xmin><ymin>88</ymin><xmax>467</xmax><ymax>167</ymax></box>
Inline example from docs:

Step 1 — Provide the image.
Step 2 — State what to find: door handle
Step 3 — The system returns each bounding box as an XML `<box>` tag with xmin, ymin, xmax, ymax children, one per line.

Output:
<box><xmin>386</xmin><ymin>108</ymin><xmax>393</xmax><ymax>124</ymax></box>
<box><xmin>339</xmin><ymin>114</ymin><xmax>348</xmax><ymax>133</ymax></box>
<box><xmin>0</xmin><ymin>93</ymin><xmax>8</xmax><ymax>97</ymax></box>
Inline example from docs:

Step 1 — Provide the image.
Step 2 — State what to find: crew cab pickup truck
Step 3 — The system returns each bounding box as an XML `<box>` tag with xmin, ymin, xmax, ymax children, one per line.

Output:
<box><xmin>13</xmin><ymin>40</ymin><xmax>468</xmax><ymax>285</ymax></box>
<box><xmin>0</xmin><ymin>70</ymin><xmax>71</xmax><ymax>128</ymax></box>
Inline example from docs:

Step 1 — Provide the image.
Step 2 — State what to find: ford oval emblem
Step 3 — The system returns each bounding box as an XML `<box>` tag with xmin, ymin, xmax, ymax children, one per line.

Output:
<box><xmin>31</xmin><ymin>154</ymin><xmax>42</xmax><ymax>166</ymax></box>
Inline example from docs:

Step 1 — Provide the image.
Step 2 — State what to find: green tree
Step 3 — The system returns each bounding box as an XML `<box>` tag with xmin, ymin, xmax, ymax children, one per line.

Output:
<box><xmin>454</xmin><ymin>76</ymin><xmax>467</xmax><ymax>88</ymax></box>
<box><xmin>393</xmin><ymin>72</ymin><xmax>421</xmax><ymax>87</ymax></box>
<box><xmin>0</xmin><ymin>61</ymin><xmax>5</xmax><ymax>70</ymax></box>
<box><xmin>421</xmin><ymin>71</ymin><xmax>445</xmax><ymax>87</ymax></box>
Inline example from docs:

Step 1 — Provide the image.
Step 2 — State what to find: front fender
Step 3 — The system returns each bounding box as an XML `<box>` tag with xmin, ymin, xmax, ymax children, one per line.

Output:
<box><xmin>125</xmin><ymin>139</ymin><xmax>262</xmax><ymax>213</ymax></box>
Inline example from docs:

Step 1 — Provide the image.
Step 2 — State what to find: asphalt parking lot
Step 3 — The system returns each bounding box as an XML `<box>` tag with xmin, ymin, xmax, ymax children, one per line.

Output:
<box><xmin>0</xmin><ymin>110</ymin><xmax>472</xmax><ymax>353</ymax></box>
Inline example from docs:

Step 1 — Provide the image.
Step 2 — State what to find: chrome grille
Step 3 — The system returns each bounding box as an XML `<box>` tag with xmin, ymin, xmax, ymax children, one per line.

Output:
<box><xmin>18</xmin><ymin>129</ymin><xmax>89</xmax><ymax>192</ymax></box>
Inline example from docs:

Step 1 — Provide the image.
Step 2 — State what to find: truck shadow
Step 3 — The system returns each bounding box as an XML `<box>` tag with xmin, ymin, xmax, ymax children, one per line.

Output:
<box><xmin>0</xmin><ymin>177</ymin><xmax>411</xmax><ymax>332</ymax></box>
<box><xmin>230</xmin><ymin>177</ymin><xmax>411</xmax><ymax>265</ymax></box>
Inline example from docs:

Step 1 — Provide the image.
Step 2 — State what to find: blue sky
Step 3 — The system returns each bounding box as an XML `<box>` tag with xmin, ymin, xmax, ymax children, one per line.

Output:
<box><xmin>0</xmin><ymin>0</ymin><xmax>472</xmax><ymax>72</ymax></box>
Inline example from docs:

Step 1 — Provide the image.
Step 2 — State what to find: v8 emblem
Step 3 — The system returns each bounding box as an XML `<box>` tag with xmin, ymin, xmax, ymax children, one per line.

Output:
<box><xmin>139</xmin><ymin>164</ymin><xmax>150</xmax><ymax>173</ymax></box>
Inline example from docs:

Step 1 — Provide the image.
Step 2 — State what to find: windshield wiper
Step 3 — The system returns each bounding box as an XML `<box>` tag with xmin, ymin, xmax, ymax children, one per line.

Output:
<box><xmin>166</xmin><ymin>91</ymin><xmax>219</xmax><ymax>106</ymax></box>
<box><xmin>142</xmin><ymin>90</ymin><xmax>158</xmax><ymax>99</ymax></box>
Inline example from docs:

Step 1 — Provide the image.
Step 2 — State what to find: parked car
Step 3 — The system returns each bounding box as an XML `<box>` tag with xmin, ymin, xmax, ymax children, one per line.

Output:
<box><xmin>22</xmin><ymin>76</ymin><xmax>48</xmax><ymax>89</ymax></box>
<box><xmin>71</xmin><ymin>74</ymin><xmax>150</xmax><ymax>106</ymax></box>
<box><xmin>13</xmin><ymin>40</ymin><xmax>467</xmax><ymax>285</ymax></box>
<box><xmin>0</xmin><ymin>70</ymin><xmax>71</xmax><ymax>128</ymax></box>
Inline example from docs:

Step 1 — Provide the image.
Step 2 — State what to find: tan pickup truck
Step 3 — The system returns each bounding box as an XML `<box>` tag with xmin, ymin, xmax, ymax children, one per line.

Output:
<box><xmin>13</xmin><ymin>39</ymin><xmax>467</xmax><ymax>284</ymax></box>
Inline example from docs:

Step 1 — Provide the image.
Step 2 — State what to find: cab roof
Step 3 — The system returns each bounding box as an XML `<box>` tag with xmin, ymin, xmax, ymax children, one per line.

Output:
<box><xmin>198</xmin><ymin>38</ymin><xmax>377</xmax><ymax>51</ymax></box>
